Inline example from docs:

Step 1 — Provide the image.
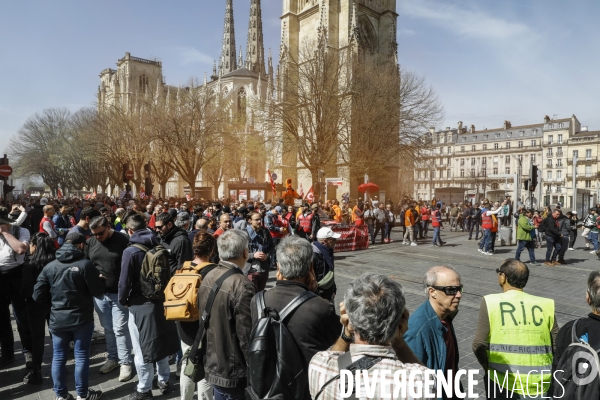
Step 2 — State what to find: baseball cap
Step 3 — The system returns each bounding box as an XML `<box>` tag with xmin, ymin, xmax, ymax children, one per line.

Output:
<box><xmin>316</xmin><ymin>227</ymin><xmax>341</xmax><ymax>239</ymax></box>
<box><xmin>39</xmin><ymin>197</ymin><xmax>48</xmax><ymax>206</ymax></box>
<box><xmin>65</xmin><ymin>231</ymin><xmax>87</xmax><ymax>245</ymax></box>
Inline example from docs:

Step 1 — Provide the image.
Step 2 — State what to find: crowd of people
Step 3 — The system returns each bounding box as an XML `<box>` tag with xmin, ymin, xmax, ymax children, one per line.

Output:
<box><xmin>0</xmin><ymin>194</ymin><xmax>598</xmax><ymax>400</ymax></box>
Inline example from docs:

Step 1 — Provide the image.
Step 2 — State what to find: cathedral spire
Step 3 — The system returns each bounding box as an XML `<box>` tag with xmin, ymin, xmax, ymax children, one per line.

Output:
<box><xmin>245</xmin><ymin>0</ymin><xmax>266</xmax><ymax>75</ymax></box>
<box><xmin>220</xmin><ymin>0</ymin><xmax>237</xmax><ymax>76</ymax></box>
<box><xmin>239</xmin><ymin>46</ymin><xmax>243</xmax><ymax>68</ymax></box>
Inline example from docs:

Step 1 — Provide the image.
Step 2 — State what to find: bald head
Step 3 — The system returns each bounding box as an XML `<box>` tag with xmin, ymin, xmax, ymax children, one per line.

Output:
<box><xmin>196</xmin><ymin>218</ymin><xmax>208</xmax><ymax>230</ymax></box>
<box><xmin>498</xmin><ymin>259</ymin><xmax>529</xmax><ymax>289</ymax></box>
<box><xmin>423</xmin><ymin>266</ymin><xmax>461</xmax><ymax>298</ymax></box>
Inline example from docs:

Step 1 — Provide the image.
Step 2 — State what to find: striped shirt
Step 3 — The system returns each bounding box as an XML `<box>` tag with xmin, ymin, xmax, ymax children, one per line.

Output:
<box><xmin>309</xmin><ymin>344</ymin><xmax>432</xmax><ymax>399</ymax></box>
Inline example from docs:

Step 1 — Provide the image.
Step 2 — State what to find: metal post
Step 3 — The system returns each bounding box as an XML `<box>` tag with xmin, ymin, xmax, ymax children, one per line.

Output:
<box><xmin>572</xmin><ymin>154</ymin><xmax>578</xmax><ymax>212</ymax></box>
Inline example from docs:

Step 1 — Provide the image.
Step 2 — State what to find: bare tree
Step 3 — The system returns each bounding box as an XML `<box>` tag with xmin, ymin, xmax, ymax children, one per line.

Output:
<box><xmin>10</xmin><ymin>108</ymin><xmax>76</xmax><ymax>196</ymax></box>
<box><xmin>258</xmin><ymin>41</ymin><xmax>350</xmax><ymax>189</ymax></box>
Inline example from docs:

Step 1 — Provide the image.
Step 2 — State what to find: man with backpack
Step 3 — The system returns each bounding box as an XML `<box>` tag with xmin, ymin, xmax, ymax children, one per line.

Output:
<box><xmin>119</xmin><ymin>214</ymin><xmax>179</xmax><ymax>400</ymax></box>
<box><xmin>247</xmin><ymin>236</ymin><xmax>341</xmax><ymax>400</ymax></box>
<box><xmin>200</xmin><ymin>229</ymin><xmax>255</xmax><ymax>400</ymax></box>
<box><xmin>540</xmin><ymin>208</ymin><xmax>565</xmax><ymax>266</ymax></box>
<box><xmin>472</xmin><ymin>259</ymin><xmax>558</xmax><ymax>399</ymax></box>
<box><xmin>551</xmin><ymin>271</ymin><xmax>600</xmax><ymax>399</ymax></box>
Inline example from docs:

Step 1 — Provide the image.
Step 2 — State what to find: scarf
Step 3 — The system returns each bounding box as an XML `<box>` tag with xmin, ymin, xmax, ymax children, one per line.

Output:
<box><xmin>312</xmin><ymin>240</ymin><xmax>334</xmax><ymax>270</ymax></box>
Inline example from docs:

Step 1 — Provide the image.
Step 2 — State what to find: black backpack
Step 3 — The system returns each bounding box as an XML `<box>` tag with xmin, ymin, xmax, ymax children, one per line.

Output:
<box><xmin>246</xmin><ymin>290</ymin><xmax>316</xmax><ymax>400</ymax></box>
<box><xmin>552</xmin><ymin>319</ymin><xmax>600</xmax><ymax>400</ymax></box>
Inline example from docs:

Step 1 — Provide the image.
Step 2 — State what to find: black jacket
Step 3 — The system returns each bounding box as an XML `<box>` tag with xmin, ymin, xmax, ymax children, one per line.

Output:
<box><xmin>541</xmin><ymin>215</ymin><xmax>562</xmax><ymax>238</ymax></box>
<box><xmin>250</xmin><ymin>281</ymin><xmax>342</xmax><ymax>400</ymax></box>
<box><xmin>28</xmin><ymin>205</ymin><xmax>44</xmax><ymax>235</ymax></box>
<box><xmin>32</xmin><ymin>243</ymin><xmax>105</xmax><ymax>332</ymax></box>
<box><xmin>311</xmin><ymin>241</ymin><xmax>336</xmax><ymax>300</ymax></box>
<box><xmin>160</xmin><ymin>227</ymin><xmax>193</xmax><ymax>276</ymax></box>
<box><xmin>199</xmin><ymin>261</ymin><xmax>255</xmax><ymax>388</ymax></box>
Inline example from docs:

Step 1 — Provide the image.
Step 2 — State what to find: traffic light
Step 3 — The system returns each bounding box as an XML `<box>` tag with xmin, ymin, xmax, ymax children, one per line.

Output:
<box><xmin>0</xmin><ymin>155</ymin><xmax>7</xmax><ymax>182</ymax></box>
<box><xmin>530</xmin><ymin>164</ymin><xmax>539</xmax><ymax>191</ymax></box>
<box><xmin>3</xmin><ymin>183</ymin><xmax>14</xmax><ymax>196</ymax></box>
<box><xmin>145</xmin><ymin>177</ymin><xmax>153</xmax><ymax>196</ymax></box>
<box><xmin>144</xmin><ymin>162</ymin><xmax>151</xmax><ymax>176</ymax></box>
<box><xmin>523</xmin><ymin>179</ymin><xmax>530</xmax><ymax>191</ymax></box>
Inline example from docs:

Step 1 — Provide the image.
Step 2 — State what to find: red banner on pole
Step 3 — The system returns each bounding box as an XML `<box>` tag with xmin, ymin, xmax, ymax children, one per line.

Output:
<box><xmin>329</xmin><ymin>225</ymin><xmax>370</xmax><ymax>253</ymax></box>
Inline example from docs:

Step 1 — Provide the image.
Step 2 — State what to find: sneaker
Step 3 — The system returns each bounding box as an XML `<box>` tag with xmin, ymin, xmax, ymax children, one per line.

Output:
<box><xmin>56</xmin><ymin>394</ymin><xmax>75</xmax><ymax>400</ymax></box>
<box><xmin>388</xmin><ymin>239</ymin><xmax>394</xmax><ymax>243</ymax></box>
<box><xmin>555</xmin><ymin>260</ymin><xmax>566</xmax><ymax>265</ymax></box>
<box><xmin>152</xmin><ymin>379</ymin><xmax>170</xmax><ymax>395</ymax></box>
<box><xmin>99</xmin><ymin>359</ymin><xmax>120</xmax><ymax>374</ymax></box>
<box><xmin>590</xmin><ymin>250</ymin><xmax>597</xmax><ymax>254</ymax></box>
<box><xmin>0</xmin><ymin>354</ymin><xmax>15</xmax><ymax>369</ymax></box>
<box><xmin>544</xmin><ymin>261</ymin><xmax>554</xmax><ymax>266</ymax></box>
<box><xmin>77</xmin><ymin>389</ymin><xmax>103</xmax><ymax>400</ymax></box>
<box><xmin>529</xmin><ymin>261</ymin><xmax>539</xmax><ymax>265</ymax></box>
<box><xmin>121</xmin><ymin>391</ymin><xmax>153</xmax><ymax>400</ymax></box>
<box><xmin>484</xmin><ymin>252</ymin><xmax>493</xmax><ymax>256</ymax></box>
<box><xmin>568</xmin><ymin>248</ymin><xmax>575</xmax><ymax>251</ymax></box>
<box><xmin>119</xmin><ymin>364</ymin><xmax>133</xmax><ymax>382</ymax></box>
<box><xmin>402</xmin><ymin>241</ymin><xmax>408</xmax><ymax>245</ymax></box>
<box><xmin>586</xmin><ymin>243</ymin><xmax>590</xmax><ymax>248</ymax></box>
<box><xmin>383</xmin><ymin>238</ymin><xmax>389</xmax><ymax>243</ymax></box>
<box><xmin>24</xmin><ymin>352</ymin><xmax>33</xmax><ymax>369</ymax></box>
<box><xmin>410</xmin><ymin>242</ymin><xmax>417</xmax><ymax>246</ymax></box>
<box><xmin>477</xmin><ymin>248</ymin><xmax>483</xmax><ymax>253</ymax></box>
<box><xmin>23</xmin><ymin>370</ymin><xmax>42</xmax><ymax>385</ymax></box>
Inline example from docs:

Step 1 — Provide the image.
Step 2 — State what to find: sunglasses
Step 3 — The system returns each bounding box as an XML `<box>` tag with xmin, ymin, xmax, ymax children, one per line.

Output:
<box><xmin>92</xmin><ymin>228</ymin><xmax>108</xmax><ymax>237</ymax></box>
<box><xmin>428</xmin><ymin>285</ymin><xmax>464</xmax><ymax>296</ymax></box>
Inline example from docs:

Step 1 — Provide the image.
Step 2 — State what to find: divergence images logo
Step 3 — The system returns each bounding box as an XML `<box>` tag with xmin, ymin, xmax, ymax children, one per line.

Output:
<box><xmin>573</xmin><ymin>350</ymin><xmax>598</xmax><ymax>386</ymax></box>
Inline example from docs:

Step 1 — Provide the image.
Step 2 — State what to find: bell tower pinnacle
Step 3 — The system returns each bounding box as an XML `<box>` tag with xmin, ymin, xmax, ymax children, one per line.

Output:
<box><xmin>245</xmin><ymin>0</ymin><xmax>266</xmax><ymax>75</ymax></box>
<box><xmin>219</xmin><ymin>0</ymin><xmax>237</xmax><ymax>76</ymax></box>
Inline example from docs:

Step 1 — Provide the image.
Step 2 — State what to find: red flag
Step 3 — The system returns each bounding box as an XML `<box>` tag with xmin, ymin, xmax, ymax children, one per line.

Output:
<box><xmin>298</xmin><ymin>183</ymin><xmax>304</xmax><ymax>197</ymax></box>
<box><xmin>57</xmin><ymin>189</ymin><xmax>63</xmax><ymax>199</ymax></box>
<box><xmin>305</xmin><ymin>186</ymin><xmax>315</xmax><ymax>203</ymax></box>
<box><xmin>268</xmin><ymin>170</ymin><xmax>277</xmax><ymax>200</ymax></box>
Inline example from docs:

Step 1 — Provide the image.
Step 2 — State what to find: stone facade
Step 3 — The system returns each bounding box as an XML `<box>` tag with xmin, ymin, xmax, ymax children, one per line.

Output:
<box><xmin>414</xmin><ymin>115</ymin><xmax>600</xmax><ymax>211</ymax></box>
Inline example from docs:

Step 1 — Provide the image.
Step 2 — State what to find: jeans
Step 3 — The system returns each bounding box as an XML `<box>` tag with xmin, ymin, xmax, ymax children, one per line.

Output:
<box><xmin>50</xmin><ymin>321</ymin><xmax>94</xmax><ymax>398</ymax></box>
<box><xmin>590</xmin><ymin>231</ymin><xmax>599</xmax><ymax>251</ymax></box>
<box><xmin>213</xmin><ymin>384</ymin><xmax>246</xmax><ymax>400</ymax></box>
<box><xmin>450</xmin><ymin>216</ymin><xmax>457</xmax><ymax>230</ymax></box>
<box><xmin>421</xmin><ymin>220</ymin><xmax>429</xmax><ymax>236</ymax></box>
<box><xmin>94</xmin><ymin>292</ymin><xmax>133</xmax><ymax>365</ymax></box>
<box><xmin>128</xmin><ymin>311</ymin><xmax>170</xmax><ymax>393</ymax></box>
<box><xmin>0</xmin><ymin>266</ymin><xmax>31</xmax><ymax>357</ymax></box>
<box><xmin>515</xmin><ymin>240</ymin><xmax>536</xmax><ymax>262</ymax></box>
<box><xmin>489</xmin><ymin>231</ymin><xmax>497</xmax><ymax>252</ymax></box>
<box><xmin>432</xmin><ymin>226</ymin><xmax>442</xmax><ymax>245</ymax></box>
<box><xmin>479</xmin><ymin>229</ymin><xmax>491</xmax><ymax>252</ymax></box>
<box><xmin>367</xmin><ymin>223</ymin><xmax>374</xmax><ymax>243</ymax></box>
<box><xmin>569</xmin><ymin>230</ymin><xmax>577</xmax><ymax>248</ymax></box>
<box><xmin>469</xmin><ymin>220</ymin><xmax>481</xmax><ymax>239</ymax></box>
<box><xmin>373</xmin><ymin>222</ymin><xmax>385</xmax><ymax>243</ymax></box>
<box><xmin>384</xmin><ymin>222</ymin><xmax>393</xmax><ymax>240</ymax></box>
<box><xmin>545</xmin><ymin>236</ymin><xmax>561</xmax><ymax>261</ymax></box>
<box><xmin>180</xmin><ymin>341</ymin><xmax>213</xmax><ymax>400</ymax></box>
<box><xmin>557</xmin><ymin>237</ymin><xmax>570</xmax><ymax>261</ymax></box>
<box><xmin>25</xmin><ymin>301</ymin><xmax>49</xmax><ymax>370</ymax></box>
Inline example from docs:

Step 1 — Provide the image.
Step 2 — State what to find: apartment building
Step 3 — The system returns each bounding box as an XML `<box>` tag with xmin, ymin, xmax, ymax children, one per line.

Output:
<box><xmin>414</xmin><ymin>114</ymin><xmax>599</xmax><ymax>210</ymax></box>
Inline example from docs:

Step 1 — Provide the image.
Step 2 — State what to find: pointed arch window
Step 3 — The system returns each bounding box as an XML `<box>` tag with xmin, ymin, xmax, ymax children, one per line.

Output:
<box><xmin>139</xmin><ymin>74</ymin><xmax>149</xmax><ymax>93</ymax></box>
<box><xmin>238</xmin><ymin>87</ymin><xmax>247</xmax><ymax>124</ymax></box>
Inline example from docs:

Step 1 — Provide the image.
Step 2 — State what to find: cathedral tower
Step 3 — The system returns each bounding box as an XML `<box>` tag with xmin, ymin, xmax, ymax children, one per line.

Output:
<box><xmin>245</xmin><ymin>0</ymin><xmax>266</xmax><ymax>75</ymax></box>
<box><xmin>219</xmin><ymin>0</ymin><xmax>237</xmax><ymax>76</ymax></box>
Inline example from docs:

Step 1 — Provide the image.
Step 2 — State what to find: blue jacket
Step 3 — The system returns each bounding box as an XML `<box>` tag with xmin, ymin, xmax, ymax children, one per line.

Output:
<box><xmin>118</xmin><ymin>229</ymin><xmax>158</xmax><ymax>306</ymax></box>
<box><xmin>404</xmin><ymin>299</ymin><xmax>459</xmax><ymax>373</ymax></box>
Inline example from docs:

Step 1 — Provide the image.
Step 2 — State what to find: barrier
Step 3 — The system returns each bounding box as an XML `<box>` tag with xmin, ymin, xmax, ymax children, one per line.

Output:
<box><xmin>330</xmin><ymin>224</ymin><xmax>370</xmax><ymax>253</ymax></box>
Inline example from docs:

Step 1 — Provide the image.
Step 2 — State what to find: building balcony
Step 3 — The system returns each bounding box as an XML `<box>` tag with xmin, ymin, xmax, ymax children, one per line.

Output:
<box><xmin>566</xmin><ymin>173</ymin><xmax>600</xmax><ymax>181</ymax></box>
<box><xmin>567</xmin><ymin>157</ymin><xmax>597</xmax><ymax>165</ymax></box>
<box><xmin>544</xmin><ymin>179</ymin><xmax>565</xmax><ymax>185</ymax></box>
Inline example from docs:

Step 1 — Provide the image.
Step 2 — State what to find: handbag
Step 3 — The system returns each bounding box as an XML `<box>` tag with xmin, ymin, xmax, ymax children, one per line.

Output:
<box><xmin>183</xmin><ymin>267</ymin><xmax>242</xmax><ymax>382</ymax></box>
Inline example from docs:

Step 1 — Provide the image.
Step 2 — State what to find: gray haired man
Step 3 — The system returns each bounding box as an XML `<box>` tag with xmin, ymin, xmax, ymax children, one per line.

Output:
<box><xmin>250</xmin><ymin>236</ymin><xmax>341</xmax><ymax>400</ymax></box>
<box><xmin>309</xmin><ymin>273</ymin><xmax>427</xmax><ymax>399</ymax></box>
<box><xmin>200</xmin><ymin>229</ymin><xmax>256</xmax><ymax>400</ymax></box>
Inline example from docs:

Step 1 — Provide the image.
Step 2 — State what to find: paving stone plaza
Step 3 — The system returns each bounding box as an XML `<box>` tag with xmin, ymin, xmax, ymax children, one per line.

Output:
<box><xmin>2</xmin><ymin>229</ymin><xmax>596</xmax><ymax>399</ymax></box>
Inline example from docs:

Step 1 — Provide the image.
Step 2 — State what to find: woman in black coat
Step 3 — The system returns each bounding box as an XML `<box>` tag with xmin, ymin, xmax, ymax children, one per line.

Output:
<box><xmin>20</xmin><ymin>232</ymin><xmax>56</xmax><ymax>385</ymax></box>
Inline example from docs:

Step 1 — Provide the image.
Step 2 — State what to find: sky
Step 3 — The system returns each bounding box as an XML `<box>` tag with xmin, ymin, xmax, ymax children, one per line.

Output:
<box><xmin>1</xmin><ymin>0</ymin><xmax>600</xmax><ymax>155</ymax></box>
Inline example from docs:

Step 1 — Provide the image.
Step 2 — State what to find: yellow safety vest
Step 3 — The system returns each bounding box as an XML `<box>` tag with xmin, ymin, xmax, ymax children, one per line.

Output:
<box><xmin>485</xmin><ymin>290</ymin><xmax>554</xmax><ymax>397</ymax></box>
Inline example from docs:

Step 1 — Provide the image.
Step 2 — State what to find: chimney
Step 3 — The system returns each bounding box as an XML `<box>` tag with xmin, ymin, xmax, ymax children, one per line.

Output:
<box><xmin>429</xmin><ymin>127</ymin><xmax>435</xmax><ymax>134</ymax></box>
<box><xmin>457</xmin><ymin>121</ymin><xmax>463</xmax><ymax>132</ymax></box>
<box><xmin>503</xmin><ymin>120</ymin><xmax>511</xmax><ymax>129</ymax></box>
<box><xmin>544</xmin><ymin>115</ymin><xmax>550</xmax><ymax>123</ymax></box>
<box><xmin>470</xmin><ymin>124</ymin><xmax>475</xmax><ymax>133</ymax></box>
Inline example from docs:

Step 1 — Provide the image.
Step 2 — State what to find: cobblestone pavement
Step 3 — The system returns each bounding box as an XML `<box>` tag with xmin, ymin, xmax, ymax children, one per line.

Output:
<box><xmin>2</xmin><ymin>227</ymin><xmax>598</xmax><ymax>399</ymax></box>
